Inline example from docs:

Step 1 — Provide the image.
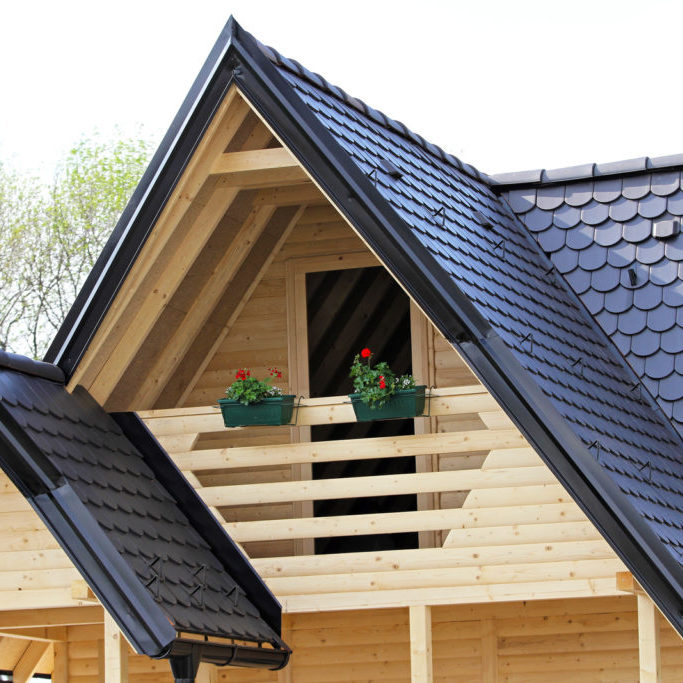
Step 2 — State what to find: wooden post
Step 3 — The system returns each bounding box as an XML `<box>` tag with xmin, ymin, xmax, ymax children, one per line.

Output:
<box><xmin>103</xmin><ymin>613</ymin><xmax>128</xmax><ymax>683</ymax></box>
<box><xmin>52</xmin><ymin>641</ymin><xmax>69</xmax><ymax>683</ymax></box>
<box><xmin>637</xmin><ymin>592</ymin><xmax>661</xmax><ymax>683</ymax></box>
<box><xmin>481</xmin><ymin>618</ymin><xmax>498</xmax><ymax>682</ymax></box>
<box><xmin>13</xmin><ymin>640</ymin><xmax>50</xmax><ymax>683</ymax></box>
<box><xmin>196</xmin><ymin>662</ymin><xmax>218</xmax><ymax>682</ymax></box>
<box><xmin>409</xmin><ymin>605</ymin><xmax>433</xmax><ymax>683</ymax></box>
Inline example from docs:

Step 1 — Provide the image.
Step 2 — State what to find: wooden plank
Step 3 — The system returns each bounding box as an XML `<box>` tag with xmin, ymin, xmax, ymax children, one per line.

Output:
<box><xmin>0</xmin><ymin>606</ymin><xmax>102</xmax><ymax>629</ymax></box>
<box><xmin>199</xmin><ymin>466</ymin><xmax>556</xmax><ymax>506</ymax></box>
<box><xmin>13</xmin><ymin>640</ymin><xmax>50</xmax><ymax>683</ymax></box>
<box><xmin>638</xmin><ymin>592</ymin><xmax>661</xmax><ymax>683</ymax></box>
<box><xmin>266</xmin><ymin>559</ymin><xmax>624</xmax><ymax>595</ymax></box>
<box><xmin>104</xmin><ymin>612</ymin><xmax>128</xmax><ymax>683</ymax></box>
<box><xmin>481</xmin><ymin>618</ymin><xmax>498</xmax><ymax>682</ymax></box>
<box><xmin>209</xmin><ymin>147</ymin><xmax>308</xmax><ymax>187</ymax></box>
<box><xmin>197</xmin><ymin>663</ymin><xmax>218</xmax><ymax>682</ymax></box>
<box><xmin>409</xmin><ymin>605</ymin><xmax>433</xmax><ymax>682</ymax></box>
<box><xmin>141</xmin><ymin>386</ymin><xmax>499</xmax><ymax>436</ymax></box>
<box><xmin>171</xmin><ymin>429</ymin><xmax>526</xmax><ymax>470</ymax></box>
<box><xmin>225</xmin><ymin>502</ymin><xmax>587</xmax><ymax>542</ymax></box>
<box><xmin>252</xmin><ymin>539</ymin><xmax>614</xmax><ymax>578</ymax></box>
<box><xmin>279</xmin><ymin>577</ymin><xmax>621</xmax><ymax>612</ymax></box>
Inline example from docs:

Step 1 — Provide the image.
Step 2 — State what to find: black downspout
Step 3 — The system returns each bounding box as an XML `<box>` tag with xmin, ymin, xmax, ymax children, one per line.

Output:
<box><xmin>170</xmin><ymin>644</ymin><xmax>202</xmax><ymax>683</ymax></box>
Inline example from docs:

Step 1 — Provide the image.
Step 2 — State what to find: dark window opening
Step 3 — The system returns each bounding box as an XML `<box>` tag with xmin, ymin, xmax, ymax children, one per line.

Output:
<box><xmin>306</xmin><ymin>266</ymin><xmax>418</xmax><ymax>554</ymax></box>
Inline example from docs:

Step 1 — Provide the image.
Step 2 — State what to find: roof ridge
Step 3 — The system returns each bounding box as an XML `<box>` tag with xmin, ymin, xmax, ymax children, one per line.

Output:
<box><xmin>255</xmin><ymin>39</ymin><xmax>494</xmax><ymax>187</ymax></box>
<box><xmin>492</xmin><ymin>153</ymin><xmax>683</xmax><ymax>187</ymax></box>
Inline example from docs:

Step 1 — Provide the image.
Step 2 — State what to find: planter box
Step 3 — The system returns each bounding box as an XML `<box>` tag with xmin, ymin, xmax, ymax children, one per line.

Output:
<box><xmin>349</xmin><ymin>386</ymin><xmax>426</xmax><ymax>422</ymax></box>
<box><xmin>218</xmin><ymin>395</ymin><xmax>296</xmax><ymax>427</ymax></box>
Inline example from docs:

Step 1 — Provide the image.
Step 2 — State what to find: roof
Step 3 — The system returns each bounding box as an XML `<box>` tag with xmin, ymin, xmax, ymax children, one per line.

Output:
<box><xmin>44</xmin><ymin>17</ymin><xmax>683</xmax><ymax>635</ymax></box>
<box><xmin>0</xmin><ymin>351</ymin><xmax>288</xmax><ymax>669</ymax></box>
<box><xmin>493</xmin><ymin>165</ymin><xmax>683</xmax><ymax>437</ymax></box>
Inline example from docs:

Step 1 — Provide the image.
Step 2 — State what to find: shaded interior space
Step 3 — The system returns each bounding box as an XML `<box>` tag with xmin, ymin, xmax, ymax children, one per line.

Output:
<box><xmin>306</xmin><ymin>266</ymin><xmax>418</xmax><ymax>554</ymax></box>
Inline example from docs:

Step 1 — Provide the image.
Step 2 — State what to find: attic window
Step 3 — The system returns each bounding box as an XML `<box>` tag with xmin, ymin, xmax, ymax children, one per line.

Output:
<box><xmin>379</xmin><ymin>159</ymin><xmax>402</xmax><ymax>179</ymax></box>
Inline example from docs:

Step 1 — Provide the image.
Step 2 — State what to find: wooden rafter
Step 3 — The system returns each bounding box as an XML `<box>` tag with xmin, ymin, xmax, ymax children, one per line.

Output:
<box><xmin>13</xmin><ymin>640</ymin><xmax>50</xmax><ymax>683</ymax></box>
<box><xmin>210</xmin><ymin>147</ymin><xmax>309</xmax><ymax>187</ymax></box>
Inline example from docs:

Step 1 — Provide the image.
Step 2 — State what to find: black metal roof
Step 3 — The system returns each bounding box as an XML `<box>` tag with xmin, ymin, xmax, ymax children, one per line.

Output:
<box><xmin>44</xmin><ymin>17</ymin><xmax>683</xmax><ymax>635</ymax></box>
<box><xmin>495</xmin><ymin>168</ymin><xmax>683</xmax><ymax>438</ymax></box>
<box><xmin>0</xmin><ymin>351</ymin><xmax>288</xmax><ymax>670</ymax></box>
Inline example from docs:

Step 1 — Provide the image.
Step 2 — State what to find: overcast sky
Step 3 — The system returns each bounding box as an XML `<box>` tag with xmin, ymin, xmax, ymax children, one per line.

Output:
<box><xmin>1</xmin><ymin>0</ymin><xmax>681</xmax><ymax>179</ymax></box>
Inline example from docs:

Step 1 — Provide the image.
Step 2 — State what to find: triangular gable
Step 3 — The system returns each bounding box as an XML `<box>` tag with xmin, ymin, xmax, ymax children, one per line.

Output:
<box><xmin>45</xmin><ymin>17</ymin><xmax>683</xmax><ymax>636</ymax></box>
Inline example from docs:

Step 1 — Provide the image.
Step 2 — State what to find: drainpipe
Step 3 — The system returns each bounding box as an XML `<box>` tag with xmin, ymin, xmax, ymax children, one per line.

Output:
<box><xmin>169</xmin><ymin>643</ymin><xmax>202</xmax><ymax>683</ymax></box>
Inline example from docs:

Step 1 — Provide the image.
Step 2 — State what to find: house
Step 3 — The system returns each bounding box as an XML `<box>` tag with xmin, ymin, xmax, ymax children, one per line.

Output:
<box><xmin>0</xmin><ymin>15</ymin><xmax>682</xmax><ymax>682</ymax></box>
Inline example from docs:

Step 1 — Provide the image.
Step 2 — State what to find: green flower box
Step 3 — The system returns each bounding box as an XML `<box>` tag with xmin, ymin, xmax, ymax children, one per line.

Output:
<box><xmin>218</xmin><ymin>395</ymin><xmax>296</xmax><ymax>427</ymax></box>
<box><xmin>349</xmin><ymin>386</ymin><xmax>426</xmax><ymax>422</ymax></box>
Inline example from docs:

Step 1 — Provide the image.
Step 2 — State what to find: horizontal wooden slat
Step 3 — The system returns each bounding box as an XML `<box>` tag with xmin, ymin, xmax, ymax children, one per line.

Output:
<box><xmin>209</xmin><ymin>147</ymin><xmax>308</xmax><ymax>187</ymax></box>
<box><xmin>267</xmin><ymin>559</ymin><xmax>624</xmax><ymax>595</ymax></box>
<box><xmin>278</xmin><ymin>577</ymin><xmax>621</xmax><ymax>612</ymax></box>
<box><xmin>200</xmin><ymin>466</ymin><xmax>555</xmax><ymax>506</ymax></box>
<box><xmin>139</xmin><ymin>385</ymin><xmax>498</xmax><ymax>436</ymax></box>
<box><xmin>174</xmin><ymin>430</ymin><xmax>527</xmax><ymax>471</ymax></box>
<box><xmin>226</xmin><ymin>505</ymin><xmax>592</xmax><ymax>543</ymax></box>
<box><xmin>252</xmin><ymin>539</ymin><xmax>614</xmax><ymax>577</ymax></box>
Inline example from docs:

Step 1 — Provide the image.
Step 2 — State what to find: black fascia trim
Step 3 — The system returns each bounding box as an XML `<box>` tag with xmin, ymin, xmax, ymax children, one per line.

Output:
<box><xmin>227</xmin><ymin>24</ymin><xmax>683</xmax><ymax>634</ymax></box>
<box><xmin>32</xmin><ymin>486</ymin><xmax>177</xmax><ymax>656</ymax></box>
<box><xmin>45</xmin><ymin>18</ymin><xmax>242</xmax><ymax>376</ymax></box>
<box><xmin>111</xmin><ymin>411</ymin><xmax>285</xmax><ymax>643</ymax></box>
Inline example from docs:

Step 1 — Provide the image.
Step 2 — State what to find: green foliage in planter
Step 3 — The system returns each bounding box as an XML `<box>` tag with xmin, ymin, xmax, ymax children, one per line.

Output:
<box><xmin>225</xmin><ymin>367</ymin><xmax>283</xmax><ymax>405</ymax></box>
<box><xmin>349</xmin><ymin>347</ymin><xmax>416</xmax><ymax>408</ymax></box>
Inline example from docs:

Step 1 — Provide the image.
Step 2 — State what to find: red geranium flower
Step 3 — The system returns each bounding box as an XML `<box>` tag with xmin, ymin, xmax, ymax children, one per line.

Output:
<box><xmin>379</xmin><ymin>374</ymin><xmax>386</xmax><ymax>389</ymax></box>
<box><xmin>361</xmin><ymin>348</ymin><xmax>371</xmax><ymax>358</ymax></box>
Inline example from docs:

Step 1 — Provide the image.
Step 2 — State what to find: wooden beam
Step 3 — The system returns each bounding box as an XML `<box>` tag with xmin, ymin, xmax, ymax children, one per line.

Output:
<box><xmin>199</xmin><ymin>465</ymin><xmax>555</xmax><ymax>507</ymax></box>
<box><xmin>481</xmin><ymin>618</ymin><xmax>498</xmax><ymax>682</ymax></box>
<box><xmin>278</xmin><ymin>576</ymin><xmax>621</xmax><ymax>612</ymax></box>
<box><xmin>170</xmin><ymin>429</ymin><xmax>526</xmax><ymax>471</ymax></box>
<box><xmin>139</xmin><ymin>385</ymin><xmax>499</xmax><ymax>435</ymax></box>
<box><xmin>13</xmin><ymin>640</ymin><xmax>50</xmax><ymax>683</ymax></box>
<box><xmin>210</xmin><ymin>147</ymin><xmax>309</xmax><ymax>187</ymax></box>
<box><xmin>409</xmin><ymin>605</ymin><xmax>432</xmax><ymax>682</ymax></box>
<box><xmin>0</xmin><ymin>606</ymin><xmax>102</xmax><ymax>629</ymax></box>
<box><xmin>53</xmin><ymin>641</ymin><xmax>69</xmax><ymax>683</ymax></box>
<box><xmin>252</xmin><ymin>539</ymin><xmax>614</xmax><ymax>578</ymax></box>
<box><xmin>103</xmin><ymin>612</ymin><xmax>128</xmax><ymax>683</ymax></box>
<box><xmin>637</xmin><ymin>592</ymin><xmax>661</xmax><ymax>682</ymax></box>
<box><xmin>228</xmin><ymin>508</ymin><xmax>595</xmax><ymax>544</ymax></box>
<box><xmin>71</xmin><ymin>579</ymin><xmax>98</xmax><ymax>602</ymax></box>
<box><xmin>196</xmin><ymin>662</ymin><xmax>218</xmax><ymax>683</ymax></box>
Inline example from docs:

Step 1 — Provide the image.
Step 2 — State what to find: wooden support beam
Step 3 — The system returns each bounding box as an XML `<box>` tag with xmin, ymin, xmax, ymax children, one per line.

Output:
<box><xmin>481</xmin><ymin>618</ymin><xmax>498</xmax><ymax>682</ymax></box>
<box><xmin>170</xmin><ymin>428</ymin><xmax>526</xmax><ymax>471</ymax></box>
<box><xmin>210</xmin><ymin>147</ymin><xmax>309</xmax><ymax>186</ymax></box>
<box><xmin>199</xmin><ymin>465</ymin><xmax>555</xmax><ymax>507</ymax></box>
<box><xmin>71</xmin><ymin>579</ymin><xmax>98</xmax><ymax>602</ymax></box>
<box><xmin>103</xmin><ymin>612</ymin><xmax>128</xmax><ymax>683</ymax></box>
<box><xmin>409</xmin><ymin>605</ymin><xmax>432</xmax><ymax>682</ymax></box>
<box><xmin>196</xmin><ymin>662</ymin><xmax>218</xmax><ymax>682</ymax></box>
<box><xmin>13</xmin><ymin>640</ymin><xmax>50</xmax><ymax>683</ymax></box>
<box><xmin>53</xmin><ymin>641</ymin><xmax>69</xmax><ymax>683</ymax></box>
<box><xmin>140</xmin><ymin>386</ymin><xmax>500</xmax><ymax>436</ymax></box>
<box><xmin>637</xmin><ymin>592</ymin><xmax>661</xmax><ymax>683</ymax></box>
<box><xmin>0</xmin><ymin>605</ymin><xmax>102</xmax><ymax>629</ymax></box>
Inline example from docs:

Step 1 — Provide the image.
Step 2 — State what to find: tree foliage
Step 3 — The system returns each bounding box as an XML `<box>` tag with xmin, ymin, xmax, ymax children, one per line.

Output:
<box><xmin>0</xmin><ymin>134</ymin><xmax>153</xmax><ymax>358</ymax></box>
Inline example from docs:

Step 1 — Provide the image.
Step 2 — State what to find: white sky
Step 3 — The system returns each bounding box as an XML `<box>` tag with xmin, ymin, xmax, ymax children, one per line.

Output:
<box><xmin>1</xmin><ymin>0</ymin><xmax>681</xmax><ymax>180</ymax></box>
